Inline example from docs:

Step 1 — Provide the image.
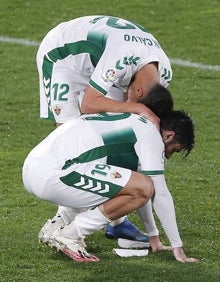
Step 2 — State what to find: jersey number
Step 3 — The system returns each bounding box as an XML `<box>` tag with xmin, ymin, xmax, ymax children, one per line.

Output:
<box><xmin>52</xmin><ymin>83</ymin><xmax>69</xmax><ymax>101</ymax></box>
<box><xmin>91</xmin><ymin>164</ymin><xmax>111</xmax><ymax>176</ymax></box>
<box><xmin>90</xmin><ymin>16</ymin><xmax>148</xmax><ymax>32</ymax></box>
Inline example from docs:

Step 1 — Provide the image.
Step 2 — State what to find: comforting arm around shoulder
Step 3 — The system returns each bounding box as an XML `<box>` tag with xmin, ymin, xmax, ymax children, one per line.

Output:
<box><xmin>151</xmin><ymin>175</ymin><xmax>183</xmax><ymax>248</ymax></box>
<box><xmin>81</xmin><ymin>86</ymin><xmax>160</xmax><ymax>127</ymax></box>
<box><xmin>81</xmin><ymin>86</ymin><xmax>144</xmax><ymax>113</ymax></box>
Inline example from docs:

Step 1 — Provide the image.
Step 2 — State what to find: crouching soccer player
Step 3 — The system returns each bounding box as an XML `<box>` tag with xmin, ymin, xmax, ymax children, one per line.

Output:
<box><xmin>22</xmin><ymin>110</ymin><xmax>198</xmax><ymax>263</ymax></box>
<box><xmin>37</xmin><ymin>83</ymin><xmax>174</xmax><ymax>248</ymax></box>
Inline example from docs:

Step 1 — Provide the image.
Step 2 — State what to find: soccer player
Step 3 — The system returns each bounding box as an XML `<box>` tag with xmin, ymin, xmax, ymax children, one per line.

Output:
<box><xmin>36</xmin><ymin>15</ymin><xmax>173</xmax><ymax>243</ymax></box>
<box><xmin>22</xmin><ymin>110</ymin><xmax>198</xmax><ymax>263</ymax></box>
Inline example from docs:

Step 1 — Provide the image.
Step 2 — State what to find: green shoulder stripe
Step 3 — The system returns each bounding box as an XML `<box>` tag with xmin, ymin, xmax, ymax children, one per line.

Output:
<box><xmin>142</xmin><ymin>170</ymin><xmax>164</xmax><ymax>175</ymax></box>
<box><xmin>47</xmin><ymin>41</ymin><xmax>103</xmax><ymax>66</ymax></box>
<box><xmin>89</xmin><ymin>79</ymin><xmax>107</xmax><ymax>95</ymax></box>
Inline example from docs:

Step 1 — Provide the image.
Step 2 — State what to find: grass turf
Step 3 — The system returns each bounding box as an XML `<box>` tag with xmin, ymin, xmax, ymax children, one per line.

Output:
<box><xmin>0</xmin><ymin>0</ymin><xmax>219</xmax><ymax>281</ymax></box>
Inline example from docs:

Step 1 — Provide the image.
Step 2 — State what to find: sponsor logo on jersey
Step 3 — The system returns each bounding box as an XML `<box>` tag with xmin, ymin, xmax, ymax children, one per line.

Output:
<box><xmin>111</xmin><ymin>171</ymin><xmax>122</xmax><ymax>178</ymax></box>
<box><xmin>53</xmin><ymin>104</ymin><xmax>62</xmax><ymax>115</ymax></box>
<box><xmin>102</xmin><ymin>68</ymin><xmax>116</xmax><ymax>82</ymax></box>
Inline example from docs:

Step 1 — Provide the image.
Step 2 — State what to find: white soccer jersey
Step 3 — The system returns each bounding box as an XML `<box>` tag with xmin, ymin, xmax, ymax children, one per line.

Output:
<box><xmin>37</xmin><ymin>15</ymin><xmax>172</xmax><ymax>122</ymax></box>
<box><xmin>28</xmin><ymin>113</ymin><xmax>164</xmax><ymax>175</ymax></box>
<box><xmin>23</xmin><ymin>113</ymin><xmax>182</xmax><ymax>247</ymax></box>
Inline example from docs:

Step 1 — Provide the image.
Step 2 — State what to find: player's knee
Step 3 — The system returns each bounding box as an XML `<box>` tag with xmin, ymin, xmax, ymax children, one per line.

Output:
<box><xmin>140</xmin><ymin>175</ymin><xmax>154</xmax><ymax>200</ymax></box>
<box><xmin>132</xmin><ymin>175</ymin><xmax>154</xmax><ymax>203</ymax></box>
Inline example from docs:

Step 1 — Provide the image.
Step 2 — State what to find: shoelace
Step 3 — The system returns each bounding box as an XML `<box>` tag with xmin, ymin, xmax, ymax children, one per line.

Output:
<box><xmin>73</xmin><ymin>238</ymin><xmax>94</xmax><ymax>258</ymax></box>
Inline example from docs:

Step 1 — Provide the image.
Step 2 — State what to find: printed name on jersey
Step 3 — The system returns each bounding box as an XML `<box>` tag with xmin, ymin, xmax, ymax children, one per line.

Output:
<box><xmin>123</xmin><ymin>34</ymin><xmax>161</xmax><ymax>48</ymax></box>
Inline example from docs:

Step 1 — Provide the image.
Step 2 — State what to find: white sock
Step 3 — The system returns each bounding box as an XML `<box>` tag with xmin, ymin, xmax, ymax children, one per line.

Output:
<box><xmin>59</xmin><ymin>221</ymin><xmax>82</xmax><ymax>240</ymax></box>
<box><xmin>52</xmin><ymin>206</ymin><xmax>85</xmax><ymax>225</ymax></box>
<box><xmin>74</xmin><ymin>207</ymin><xmax>111</xmax><ymax>237</ymax></box>
<box><xmin>109</xmin><ymin>216</ymin><xmax>127</xmax><ymax>227</ymax></box>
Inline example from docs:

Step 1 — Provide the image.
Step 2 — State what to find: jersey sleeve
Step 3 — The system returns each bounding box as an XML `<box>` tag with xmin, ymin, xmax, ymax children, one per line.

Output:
<box><xmin>134</xmin><ymin>125</ymin><xmax>165</xmax><ymax>176</ymax></box>
<box><xmin>89</xmin><ymin>45</ymin><xmax>131</xmax><ymax>95</ymax></box>
<box><xmin>137</xmin><ymin>200</ymin><xmax>159</xmax><ymax>237</ymax></box>
<box><xmin>133</xmin><ymin>119</ymin><xmax>182</xmax><ymax>247</ymax></box>
<box><xmin>89</xmin><ymin>30</ymin><xmax>172</xmax><ymax>94</ymax></box>
<box><xmin>151</xmin><ymin>175</ymin><xmax>183</xmax><ymax>247</ymax></box>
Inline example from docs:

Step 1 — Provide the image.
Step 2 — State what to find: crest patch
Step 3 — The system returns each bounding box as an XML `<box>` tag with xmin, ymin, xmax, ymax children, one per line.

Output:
<box><xmin>111</xmin><ymin>171</ymin><xmax>122</xmax><ymax>179</ymax></box>
<box><xmin>53</xmin><ymin>105</ymin><xmax>62</xmax><ymax>115</ymax></box>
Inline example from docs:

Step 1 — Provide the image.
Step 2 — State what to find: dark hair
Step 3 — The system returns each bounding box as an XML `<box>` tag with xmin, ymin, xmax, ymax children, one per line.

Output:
<box><xmin>160</xmin><ymin>110</ymin><xmax>195</xmax><ymax>157</ymax></box>
<box><xmin>138</xmin><ymin>83</ymin><xmax>174</xmax><ymax>118</ymax></box>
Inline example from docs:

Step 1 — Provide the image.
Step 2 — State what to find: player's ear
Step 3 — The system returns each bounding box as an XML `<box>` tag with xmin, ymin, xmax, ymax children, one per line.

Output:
<box><xmin>162</xmin><ymin>130</ymin><xmax>175</xmax><ymax>143</ymax></box>
<box><xmin>136</xmin><ymin>87</ymin><xmax>144</xmax><ymax>97</ymax></box>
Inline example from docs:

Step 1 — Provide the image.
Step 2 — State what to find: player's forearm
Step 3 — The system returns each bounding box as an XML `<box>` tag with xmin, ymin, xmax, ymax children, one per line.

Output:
<box><xmin>154</xmin><ymin>197</ymin><xmax>183</xmax><ymax>248</ymax></box>
<box><xmin>152</xmin><ymin>176</ymin><xmax>183</xmax><ymax>248</ymax></box>
<box><xmin>81</xmin><ymin>93</ymin><xmax>146</xmax><ymax>114</ymax></box>
<box><xmin>81</xmin><ymin>90</ymin><xmax>160</xmax><ymax>129</ymax></box>
<box><xmin>137</xmin><ymin>201</ymin><xmax>159</xmax><ymax>236</ymax></box>
<box><xmin>81</xmin><ymin>86</ymin><xmax>160</xmax><ymax>128</ymax></box>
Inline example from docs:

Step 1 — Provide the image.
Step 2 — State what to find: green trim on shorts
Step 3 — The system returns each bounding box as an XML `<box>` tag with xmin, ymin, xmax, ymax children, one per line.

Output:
<box><xmin>42</xmin><ymin>56</ymin><xmax>55</xmax><ymax>119</ymax></box>
<box><xmin>142</xmin><ymin>170</ymin><xmax>164</xmax><ymax>175</ymax></box>
<box><xmin>60</xmin><ymin>171</ymin><xmax>122</xmax><ymax>199</ymax></box>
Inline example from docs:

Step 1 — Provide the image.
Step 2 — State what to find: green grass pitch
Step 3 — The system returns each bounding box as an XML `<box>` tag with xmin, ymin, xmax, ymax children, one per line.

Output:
<box><xmin>0</xmin><ymin>0</ymin><xmax>219</xmax><ymax>281</ymax></box>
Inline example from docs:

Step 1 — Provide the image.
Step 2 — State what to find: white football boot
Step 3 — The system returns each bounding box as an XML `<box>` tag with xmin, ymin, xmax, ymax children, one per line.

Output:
<box><xmin>38</xmin><ymin>219</ymin><xmax>62</xmax><ymax>244</ymax></box>
<box><xmin>50</xmin><ymin>227</ymin><xmax>99</xmax><ymax>262</ymax></box>
<box><xmin>38</xmin><ymin>207</ymin><xmax>83</xmax><ymax>244</ymax></box>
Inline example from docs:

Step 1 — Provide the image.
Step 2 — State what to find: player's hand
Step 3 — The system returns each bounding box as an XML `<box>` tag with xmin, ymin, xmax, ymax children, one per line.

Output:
<box><xmin>172</xmin><ymin>247</ymin><xmax>199</xmax><ymax>263</ymax></box>
<box><xmin>149</xmin><ymin>235</ymin><xmax>171</xmax><ymax>252</ymax></box>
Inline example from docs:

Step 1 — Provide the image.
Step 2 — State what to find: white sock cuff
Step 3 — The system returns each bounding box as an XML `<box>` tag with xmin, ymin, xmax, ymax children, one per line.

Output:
<box><xmin>74</xmin><ymin>207</ymin><xmax>111</xmax><ymax>236</ymax></box>
<box><xmin>109</xmin><ymin>216</ymin><xmax>127</xmax><ymax>227</ymax></box>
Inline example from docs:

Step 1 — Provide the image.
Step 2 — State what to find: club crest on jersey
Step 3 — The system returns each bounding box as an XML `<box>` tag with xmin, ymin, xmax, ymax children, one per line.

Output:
<box><xmin>53</xmin><ymin>105</ymin><xmax>62</xmax><ymax>115</ymax></box>
<box><xmin>102</xmin><ymin>68</ymin><xmax>116</xmax><ymax>83</ymax></box>
<box><xmin>111</xmin><ymin>171</ymin><xmax>122</xmax><ymax>179</ymax></box>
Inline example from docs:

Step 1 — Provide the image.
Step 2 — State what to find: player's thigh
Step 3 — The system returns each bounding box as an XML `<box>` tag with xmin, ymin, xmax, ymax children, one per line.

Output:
<box><xmin>117</xmin><ymin>170</ymin><xmax>154</xmax><ymax>198</ymax></box>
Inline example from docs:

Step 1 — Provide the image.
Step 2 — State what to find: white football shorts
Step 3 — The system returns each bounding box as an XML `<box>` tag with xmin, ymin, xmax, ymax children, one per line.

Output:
<box><xmin>22</xmin><ymin>154</ymin><xmax>131</xmax><ymax>209</ymax></box>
